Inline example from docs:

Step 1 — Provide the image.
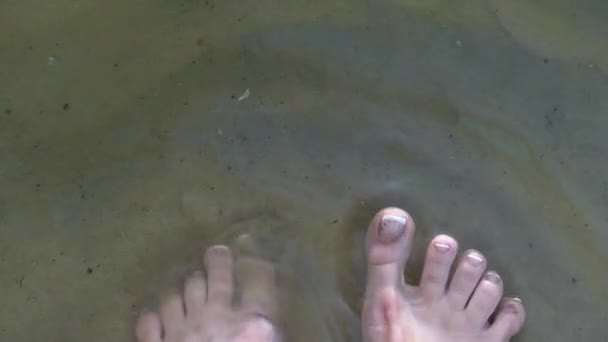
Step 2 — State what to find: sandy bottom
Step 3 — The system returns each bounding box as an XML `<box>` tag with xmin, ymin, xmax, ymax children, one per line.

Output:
<box><xmin>1</xmin><ymin>0</ymin><xmax>607</xmax><ymax>341</ymax></box>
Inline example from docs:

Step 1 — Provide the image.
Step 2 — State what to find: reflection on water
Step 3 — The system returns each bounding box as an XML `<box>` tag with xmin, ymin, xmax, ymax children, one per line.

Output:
<box><xmin>1</xmin><ymin>0</ymin><xmax>607</xmax><ymax>341</ymax></box>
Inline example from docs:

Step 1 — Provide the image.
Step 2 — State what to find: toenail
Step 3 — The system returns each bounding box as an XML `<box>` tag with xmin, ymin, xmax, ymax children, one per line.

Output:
<box><xmin>466</xmin><ymin>251</ymin><xmax>484</xmax><ymax>266</ymax></box>
<box><xmin>378</xmin><ymin>215</ymin><xmax>407</xmax><ymax>243</ymax></box>
<box><xmin>512</xmin><ymin>297</ymin><xmax>522</xmax><ymax>304</ymax></box>
<box><xmin>483</xmin><ymin>271</ymin><xmax>501</xmax><ymax>283</ymax></box>
<box><xmin>433</xmin><ymin>241</ymin><xmax>452</xmax><ymax>253</ymax></box>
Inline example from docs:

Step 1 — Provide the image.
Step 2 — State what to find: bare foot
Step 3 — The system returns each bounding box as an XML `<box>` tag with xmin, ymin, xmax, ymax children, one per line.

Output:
<box><xmin>136</xmin><ymin>242</ymin><xmax>280</xmax><ymax>342</ymax></box>
<box><xmin>362</xmin><ymin>208</ymin><xmax>526</xmax><ymax>342</ymax></box>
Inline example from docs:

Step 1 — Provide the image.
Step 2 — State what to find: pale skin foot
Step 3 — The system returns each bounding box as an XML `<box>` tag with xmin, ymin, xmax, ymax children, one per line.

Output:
<box><xmin>362</xmin><ymin>207</ymin><xmax>526</xmax><ymax>342</ymax></box>
<box><xmin>136</xmin><ymin>240</ymin><xmax>280</xmax><ymax>342</ymax></box>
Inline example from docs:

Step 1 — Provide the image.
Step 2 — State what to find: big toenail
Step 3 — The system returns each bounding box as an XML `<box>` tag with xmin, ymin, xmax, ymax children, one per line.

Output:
<box><xmin>483</xmin><ymin>271</ymin><xmax>501</xmax><ymax>283</ymax></box>
<box><xmin>433</xmin><ymin>242</ymin><xmax>451</xmax><ymax>252</ymax></box>
<box><xmin>466</xmin><ymin>252</ymin><xmax>484</xmax><ymax>266</ymax></box>
<box><xmin>512</xmin><ymin>297</ymin><xmax>522</xmax><ymax>304</ymax></box>
<box><xmin>378</xmin><ymin>215</ymin><xmax>407</xmax><ymax>243</ymax></box>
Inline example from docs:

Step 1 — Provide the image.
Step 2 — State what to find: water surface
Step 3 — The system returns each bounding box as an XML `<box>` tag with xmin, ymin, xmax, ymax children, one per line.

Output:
<box><xmin>1</xmin><ymin>0</ymin><xmax>607</xmax><ymax>340</ymax></box>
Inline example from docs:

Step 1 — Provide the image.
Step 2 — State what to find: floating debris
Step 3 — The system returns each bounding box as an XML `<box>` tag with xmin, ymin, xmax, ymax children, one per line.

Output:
<box><xmin>48</xmin><ymin>56</ymin><xmax>57</xmax><ymax>65</ymax></box>
<box><xmin>237</xmin><ymin>88</ymin><xmax>250</xmax><ymax>101</ymax></box>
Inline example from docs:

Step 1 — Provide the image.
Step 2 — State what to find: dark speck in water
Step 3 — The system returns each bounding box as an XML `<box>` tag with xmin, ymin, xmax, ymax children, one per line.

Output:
<box><xmin>543</xmin><ymin>58</ymin><xmax>549</xmax><ymax>64</ymax></box>
<box><xmin>571</xmin><ymin>277</ymin><xmax>578</xmax><ymax>284</ymax></box>
<box><xmin>5</xmin><ymin>108</ymin><xmax>11</xmax><ymax>115</ymax></box>
<box><xmin>544</xmin><ymin>115</ymin><xmax>553</xmax><ymax>128</ymax></box>
<box><xmin>87</xmin><ymin>267</ymin><xmax>93</xmax><ymax>274</ymax></box>
<box><xmin>63</xmin><ymin>103</ymin><xmax>70</xmax><ymax>110</ymax></box>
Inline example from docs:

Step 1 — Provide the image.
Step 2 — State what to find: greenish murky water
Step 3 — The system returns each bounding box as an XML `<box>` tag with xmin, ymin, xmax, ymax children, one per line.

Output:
<box><xmin>1</xmin><ymin>0</ymin><xmax>607</xmax><ymax>341</ymax></box>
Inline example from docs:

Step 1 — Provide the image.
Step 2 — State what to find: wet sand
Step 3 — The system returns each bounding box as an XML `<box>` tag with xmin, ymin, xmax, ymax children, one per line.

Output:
<box><xmin>1</xmin><ymin>0</ymin><xmax>607</xmax><ymax>341</ymax></box>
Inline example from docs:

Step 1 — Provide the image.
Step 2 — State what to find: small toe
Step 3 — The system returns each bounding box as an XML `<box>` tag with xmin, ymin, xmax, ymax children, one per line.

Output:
<box><xmin>446</xmin><ymin>249</ymin><xmax>486</xmax><ymax>309</ymax></box>
<box><xmin>205</xmin><ymin>245</ymin><xmax>234</xmax><ymax>305</ymax></box>
<box><xmin>466</xmin><ymin>271</ymin><xmax>503</xmax><ymax>329</ymax></box>
<box><xmin>159</xmin><ymin>292</ymin><xmax>185</xmax><ymax>336</ymax></box>
<box><xmin>184</xmin><ymin>271</ymin><xmax>207</xmax><ymax>315</ymax></box>
<box><xmin>487</xmin><ymin>298</ymin><xmax>526</xmax><ymax>340</ymax></box>
<box><xmin>136</xmin><ymin>312</ymin><xmax>162</xmax><ymax>342</ymax></box>
<box><xmin>419</xmin><ymin>234</ymin><xmax>458</xmax><ymax>301</ymax></box>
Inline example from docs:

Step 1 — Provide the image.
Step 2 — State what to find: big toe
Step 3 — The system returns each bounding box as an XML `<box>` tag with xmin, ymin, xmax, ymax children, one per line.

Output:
<box><xmin>365</xmin><ymin>207</ymin><xmax>415</xmax><ymax>289</ymax></box>
<box><xmin>235</xmin><ymin>234</ymin><xmax>278</xmax><ymax>321</ymax></box>
<box><xmin>236</xmin><ymin>315</ymin><xmax>281</xmax><ymax>342</ymax></box>
<box><xmin>363</xmin><ymin>207</ymin><xmax>414</xmax><ymax>341</ymax></box>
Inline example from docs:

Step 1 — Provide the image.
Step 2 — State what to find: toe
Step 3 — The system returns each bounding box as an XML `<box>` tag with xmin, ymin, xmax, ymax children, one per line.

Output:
<box><xmin>365</xmin><ymin>207</ymin><xmax>415</xmax><ymax>290</ymax></box>
<box><xmin>466</xmin><ymin>271</ymin><xmax>503</xmax><ymax>329</ymax></box>
<box><xmin>236</xmin><ymin>315</ymin><xmax>278</xmax><ymax>342</ymax></box>
<box><xmin>446</xmin><ymin>249</ymin><xmax>486</xmax><ymax>309</ymax></box>
<box><xmin>136</xmin><ymin>312</ymin><xmax>162</xmax><ymax>342</ymax></box>
<box><xmin>419</xmin><ymin>234</ymin><xmax>458</xmax><ymax>301</ymax></box>
<box><xmin>205</xmin><ymin>245</ymin><xmax>234</xmax><ymax>305</ymax></box>
<box><xmin>159</xmin><ymin>292</ymin><xmax>185</xmax><ymax>337</ymax></box>
<box><xmin>363</xmin><ymin>207</ymin><xmax>414</xmax><ymax>342</ymax></box>
<box><xmin>184</xmin><ymin>271</ymin><xmax>207</xmax><ymax>316</ymax></box>
<box><xmin>235</xmin><ymin>235</ymin><xmax>278</xmax><ymax>320</ymax></box>
<box><xmin>487</xmin><ymin>298</ymin><xmax>526</xmax><ymax>340</ymax></box>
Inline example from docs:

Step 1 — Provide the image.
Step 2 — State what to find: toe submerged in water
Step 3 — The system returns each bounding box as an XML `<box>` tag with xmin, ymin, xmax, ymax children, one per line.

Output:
<box><xmin>362</xmin><ymin>207</ymin><xmax>526</xmax><ymax>342</ymax></box>
<box><xmin>136</xmin><ymin>241</ymin><xmax>280</xmax><ymax>342</ymax></box>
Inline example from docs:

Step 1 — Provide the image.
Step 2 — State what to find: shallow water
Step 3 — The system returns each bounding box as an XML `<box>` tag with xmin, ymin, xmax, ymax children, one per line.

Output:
<box><xmin>1</xmin><ymin>0</ymin><xmax>607</xmax><ymax>341</ymax></box>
